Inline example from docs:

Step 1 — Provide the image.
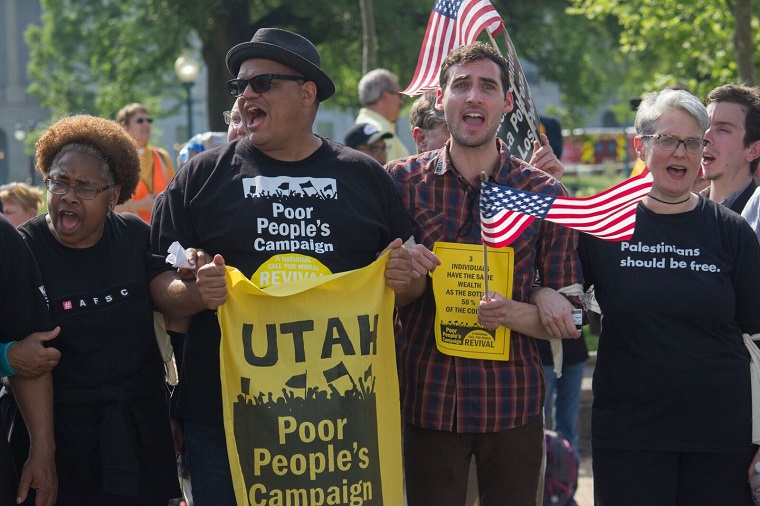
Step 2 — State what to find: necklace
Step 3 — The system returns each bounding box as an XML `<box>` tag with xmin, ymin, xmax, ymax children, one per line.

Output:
<box><xmin>647</xmin><ymin>193</ymin><xmax>691</xmax><ymax>205</ymax></box>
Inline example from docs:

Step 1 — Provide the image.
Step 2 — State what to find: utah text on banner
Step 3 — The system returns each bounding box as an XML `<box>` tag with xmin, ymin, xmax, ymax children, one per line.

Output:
<box><xmin>217</xmin><ymin>255</ymin><xmax>403</xmax><ymax>505</ymax></box>
<box><xmin>430</xmin><ymin>242</ymin><xmax>514</xmax><ymax>360</ymax></box>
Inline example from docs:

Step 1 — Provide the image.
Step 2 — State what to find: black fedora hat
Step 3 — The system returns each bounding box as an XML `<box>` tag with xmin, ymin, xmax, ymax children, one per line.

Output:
<box><xmin>226</xmin><ymin>28</ymin><xmax>335</xmax><ymax>101</ymax></box>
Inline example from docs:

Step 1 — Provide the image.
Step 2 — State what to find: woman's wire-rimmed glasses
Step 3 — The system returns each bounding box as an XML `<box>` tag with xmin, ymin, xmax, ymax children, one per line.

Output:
<box><xmin>641</xmin><ymin>134</ymin><xmax>707</xmax><ymax>154</ymax></box>
<box><xmin>223</xmin><ymin>111</ymin><xmax>243</xmax><ymax>127</ymax></box>
<box><xmin>45</xmin><ymin>178</ymin><xmax>113</xmax><ymax>200</ymax></box>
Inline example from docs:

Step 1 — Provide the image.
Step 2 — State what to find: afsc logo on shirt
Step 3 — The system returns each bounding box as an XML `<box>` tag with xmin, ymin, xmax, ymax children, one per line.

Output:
<box><xmin>55</xmin><ymin>281</ymin><xmax>140</xmax><ymax>316</ymax></box>
<box><xmin>242</xmin><ymin>176</ymin><xmax>337</xmax><ymax>200</ymax></box>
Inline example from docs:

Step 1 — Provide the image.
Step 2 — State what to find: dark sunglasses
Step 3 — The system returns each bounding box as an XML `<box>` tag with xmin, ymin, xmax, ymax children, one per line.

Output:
<box><xmin>134</xmin><ymin>117</ymin><xmax>153</xmax><ymax>124</ymax></box>
<box><xmin>226</xmin><ymin>74</ymin><xmax>306</xmax><ymax>97</ymax></box>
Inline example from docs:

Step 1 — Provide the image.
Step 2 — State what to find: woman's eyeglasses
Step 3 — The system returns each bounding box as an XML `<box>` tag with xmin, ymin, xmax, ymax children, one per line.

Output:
<box><xmin>226</xmin><ymin>74</ymin><xmax>306</xmax><ymax>97</ymax></box>
<box><xmin>45</xmin><ymin>179</ymin><xmax>113</xmax><ymax>200</ymax></box>
<box><xmin>641</xmin><ymin>134</ymin><xmax>706</xmax><ymax>154</ymax></box>
<box><xmin>223</xmin><ymin>111</ymin><xmax>243</xmax><ymax>127</ymax></box>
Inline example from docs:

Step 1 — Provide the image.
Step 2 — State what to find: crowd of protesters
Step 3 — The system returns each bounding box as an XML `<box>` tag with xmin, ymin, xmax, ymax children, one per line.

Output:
<box><xmin>1</xmin><ymin>26</ymin><xmax>760</xmax><ymax>506</ymax></box>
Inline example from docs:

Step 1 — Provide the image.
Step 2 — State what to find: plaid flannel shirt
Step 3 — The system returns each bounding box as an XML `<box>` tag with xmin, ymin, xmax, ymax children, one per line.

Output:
<box><xmin>387</xmin><ymin>138</ymin><xmax>583</xmax><ymax>432</ymax></box>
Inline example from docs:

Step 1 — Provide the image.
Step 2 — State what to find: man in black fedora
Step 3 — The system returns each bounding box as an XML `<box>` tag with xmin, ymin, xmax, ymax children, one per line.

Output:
<box><xmin>149</xmin><ymin>28</ymin><xmax>423</xmax><ymax>505</ymax></box>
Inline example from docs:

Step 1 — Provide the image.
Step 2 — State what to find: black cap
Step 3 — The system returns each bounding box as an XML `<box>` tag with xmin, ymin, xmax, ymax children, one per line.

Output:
<box><xmin>344</xmin><ymin>123</ymin><xmax>392</xmax><ymax>148</ymax></box>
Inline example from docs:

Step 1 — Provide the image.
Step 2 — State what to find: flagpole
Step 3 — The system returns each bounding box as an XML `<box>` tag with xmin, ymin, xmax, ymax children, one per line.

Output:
<box><xmin>486</xmin><ymin>30</ymin><xmax>500</xmax><ymax>51</ymax></box>
<box><xmin>480</xmin><ymin>171</ymin><xmax>489</xmax><ymax>300</ymax></box>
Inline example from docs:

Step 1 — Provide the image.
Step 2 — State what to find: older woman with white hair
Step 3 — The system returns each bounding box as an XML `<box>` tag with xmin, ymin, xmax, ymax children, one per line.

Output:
<box><xmin>579</xmin><ymin>89</ymin><xmax>760</xmax><ymax>505</ymax></box>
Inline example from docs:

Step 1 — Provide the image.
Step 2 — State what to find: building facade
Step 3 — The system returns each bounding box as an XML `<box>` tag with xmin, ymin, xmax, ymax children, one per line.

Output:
<box><xmin>0</xmin><ymin>0</ymin><xmax>46</xmax><ymax>184</ymax></box>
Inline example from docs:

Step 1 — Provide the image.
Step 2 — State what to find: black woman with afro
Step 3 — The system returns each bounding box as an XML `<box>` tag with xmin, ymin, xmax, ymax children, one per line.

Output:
<box><xmin>19</xmin><ymin>115</ymin><xmax>179</xmax><ymax>505</ymax></box>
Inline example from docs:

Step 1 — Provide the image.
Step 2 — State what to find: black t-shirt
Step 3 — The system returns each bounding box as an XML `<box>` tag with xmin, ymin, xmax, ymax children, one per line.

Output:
<box><xmin>579</xmin><ymin>196</ymin><xmax>760</xmax><ymax>452</ymax></box>
<box><xmin>0</xmin><ymin>215</ymin><xmax>53</xmax><ymax>344</ymax></box>
<box><xmin>152</xmin><ymin>136</ymin><xmax>413</xmax><ymax>425</ymax></box>
<box><xmin>19</xmin><ymin>212</ymin><xmax>178</xmax><ymax>501</ymax></box>
<box><xmin>19</xmin><ymin>213</ymin><xmax>170</xmax><ymax>391</ymax></box>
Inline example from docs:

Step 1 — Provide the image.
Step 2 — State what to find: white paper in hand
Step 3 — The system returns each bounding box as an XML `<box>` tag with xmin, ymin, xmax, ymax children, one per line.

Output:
<box><xmin>166</xmin><ymin>241</ymin><xmax>195</xmax><ymax>270</ymax></box>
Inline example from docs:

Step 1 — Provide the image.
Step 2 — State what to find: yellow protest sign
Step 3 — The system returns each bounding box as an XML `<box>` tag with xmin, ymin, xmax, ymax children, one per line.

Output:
<box><xmin>430</xmin><ymin>242</ymin><xmax>514</xmax><ymax>360</ymax></box>
<box><xmin>218</xmin><ymin>255</ymin><xmax>403</xmax><ymax>505</ymax></box>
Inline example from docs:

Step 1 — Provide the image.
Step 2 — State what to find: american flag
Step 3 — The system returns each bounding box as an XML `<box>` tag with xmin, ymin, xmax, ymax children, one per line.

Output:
<box><xmin>480</xmin><ymin>172</ymin><xmax>654</xmax><ymax>247</ymax></box>
<box><xmin>403</xmin><ymin>0</ymin><xmax>503</xmax><ymax>95</ymax></box>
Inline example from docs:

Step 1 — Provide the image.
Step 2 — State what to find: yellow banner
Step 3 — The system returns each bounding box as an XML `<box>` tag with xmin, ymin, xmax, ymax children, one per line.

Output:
<box><xmin>218</xmin><ymin>255</ymin><xmax>403</xmax><ymax>505</ymax></box>
<box><xmin>430</xmin><ymin>242</ymin><xmax>514</xmax><ymax>360</ymax></box>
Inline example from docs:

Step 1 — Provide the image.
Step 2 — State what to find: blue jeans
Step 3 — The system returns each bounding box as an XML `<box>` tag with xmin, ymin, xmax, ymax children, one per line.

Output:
<box><xmin>183</xmin><ymin>420</ymin><xmax>236</xmax><ymax>506</ymax></box>
<box><xmin>543</xmin><ymin>362</ymin><xmax>584</xmax><ymax>455</ymax></box>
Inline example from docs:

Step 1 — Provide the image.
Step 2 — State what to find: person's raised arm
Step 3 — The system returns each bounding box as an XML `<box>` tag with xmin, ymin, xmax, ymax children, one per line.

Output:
<box><xmin>529</xmin><ymin>133</ymin><xmax>564</xmax><ymax>180</ymax></box>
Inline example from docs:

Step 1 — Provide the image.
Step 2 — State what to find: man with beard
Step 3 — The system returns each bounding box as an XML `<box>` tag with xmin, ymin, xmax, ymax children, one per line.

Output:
<box><xmin>385</xmin><ymin>42</ymin><xmax>584</xmax><ymax>505</ymax></box>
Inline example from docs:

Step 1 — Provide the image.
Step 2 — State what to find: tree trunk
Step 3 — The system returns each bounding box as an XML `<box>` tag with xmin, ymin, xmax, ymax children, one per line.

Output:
<box><xmin>359</xmin><ymin>0</ymin><xmax>377</xmax><ymax>74</ymax></box>
<box><xmin>195</xmin><ymin>0</ymin><xmax>252</xmax><ymax>132</ymax></box>
<box><xmin>733</xmin><ymin>0</ymin><xmax>755</xmax><ymax>85</ymax></box>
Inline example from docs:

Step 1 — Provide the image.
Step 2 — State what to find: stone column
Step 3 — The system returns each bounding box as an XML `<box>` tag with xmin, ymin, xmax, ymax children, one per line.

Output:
<box><xmin>4</xmin><ymin>0</ymin><xmax>25</xmax><ymax>105</ymax></box>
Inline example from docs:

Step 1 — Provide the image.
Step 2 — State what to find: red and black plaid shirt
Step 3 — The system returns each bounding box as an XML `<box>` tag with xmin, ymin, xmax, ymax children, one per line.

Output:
<box><xmin>387</xmin><ymin>138</ymin><xmax>583</xmax><ymax>433</ymax></box>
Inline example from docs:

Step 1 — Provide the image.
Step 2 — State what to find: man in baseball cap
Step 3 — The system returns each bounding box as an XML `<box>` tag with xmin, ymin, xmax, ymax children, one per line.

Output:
<box><xmin>149</xmin><ymin>28</ymin><xmax>419</xmax><ymax>505</ymax></box>
<box><xmin>344</xmin><ymin>123</ymin><xmax>393</xmax><ymax>164</ymax></box>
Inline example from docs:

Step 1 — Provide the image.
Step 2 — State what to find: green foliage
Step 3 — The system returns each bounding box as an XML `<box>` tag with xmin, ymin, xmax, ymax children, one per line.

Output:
<box><xmin>570</xmin><ymin>0</ymin><xmax>760</xmax><ymax>101</ymax></box>
<box><xmin>583</xmin><ymin>324</ymin><xmax>599</xmax><ymax>352</ymax></box>
<box><xmin>27</xmin><ymin>0</ymin><xmax>754</xmax><ymax>135</ymax></box>
<box><xmin>493</xmin><ymin>0</ymin><xmax>629</xmax><ymax>128</ymax></box>
<box><xmin>26</xmin><ymin>0</ymin><xmax>434</xmax><ymax>129</ymax></box>
<box><xmin>27</xmin><ymin>0</ymin><xmax>186</xmax><ymax>120</ymax></box>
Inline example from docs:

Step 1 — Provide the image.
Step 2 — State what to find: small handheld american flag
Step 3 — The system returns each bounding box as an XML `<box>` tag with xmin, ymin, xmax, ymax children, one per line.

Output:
<box><xmin>480</xmin><ymin>172</ymin><xmax>654</xmax><ymax>247</ymax></box>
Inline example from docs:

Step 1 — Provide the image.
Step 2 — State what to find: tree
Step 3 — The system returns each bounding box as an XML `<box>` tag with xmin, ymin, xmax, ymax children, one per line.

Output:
<box><xmin>734</xmin><ymin>0</ymin><xmax>756</xmax><ymax>85</ymax></box>
<box><xmin>26</xmin><ymin>0</ymin><xmax>430</xmax><ymax>132</ymax></box>
<box><xmin>492</xmin><ymin>0</ymin><xmax>629</xmax><ymax>128</ymax></box>
<box><xmin>360</xmin><ymin>0</ymin><xmax>378</xmax><ymax>74</ymax></box>
<box><xmin>26</xmin><ymin>1</ymin><xmax>184</xmax><ymax>119</ymax></box>
<box><xmin>570</xmin><ymin>0</ymin><xmax>759</xmax><ymax>104</ymax></box>
<box><xmin>26</xmin><ymin>0</ymin><xmax>633</xmax><ymax>136</ymax></box>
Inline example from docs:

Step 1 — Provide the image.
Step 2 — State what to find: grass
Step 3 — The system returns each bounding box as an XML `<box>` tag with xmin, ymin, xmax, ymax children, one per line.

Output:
<box><xmin>583</xmin><ymin>326</ymin><xmax>599</xmax><ymax>352</ymax></box>
<box><xmin>562</xmin><ymin>167</ymin><xmax>630</xmax><ymax>197</ymax></box>
<box><xmin>38</xmin><ymin>186</ymin><xmax>47</xmax><ymax>214</ymax></box>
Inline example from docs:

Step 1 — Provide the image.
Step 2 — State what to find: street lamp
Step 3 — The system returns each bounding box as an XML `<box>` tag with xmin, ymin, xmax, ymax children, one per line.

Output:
<box><xmin>174</xmin><ymin>50</ymin><xmax>200</xmax><ymax>139</ymax></box>
<box><xmin>13</xmin><ymin>124</ymin><xmax>26</xmax><ymax>142</ymax></box>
